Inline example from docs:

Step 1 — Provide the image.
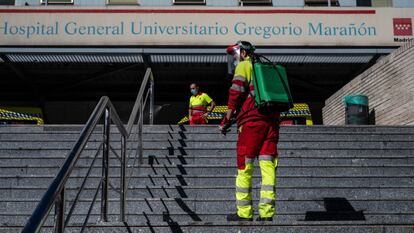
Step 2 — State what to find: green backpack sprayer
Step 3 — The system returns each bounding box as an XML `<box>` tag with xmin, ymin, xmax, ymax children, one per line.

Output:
<box><xmin>251</xmin><ymin>54</ymin><xmax>294</xmax><ymax>113</ymax></box>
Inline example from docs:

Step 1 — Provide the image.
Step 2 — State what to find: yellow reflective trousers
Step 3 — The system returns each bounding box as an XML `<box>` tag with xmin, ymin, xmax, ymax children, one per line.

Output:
<box><xmin>235</xmin><ymin>156</ymin><xmax>278</xmax><ymax>218</ymax></box>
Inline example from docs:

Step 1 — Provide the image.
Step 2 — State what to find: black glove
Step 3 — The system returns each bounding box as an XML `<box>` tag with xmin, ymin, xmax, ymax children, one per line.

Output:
<box><xmin>219</xmin><ymin>117</ymin><xmax>233</xmax><ymax>136</ymax></box>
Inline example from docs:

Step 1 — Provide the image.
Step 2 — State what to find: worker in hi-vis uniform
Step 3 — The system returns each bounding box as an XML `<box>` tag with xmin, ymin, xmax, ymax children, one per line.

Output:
<box><xmin>189</xmin><ymin>83</ymin><xmax>216</xmax><ymax>125</ymax></box>
<box><xmin>220</xmin><ymin>41</ymin><xmax>280</xmax><ymax>221</ymax></box>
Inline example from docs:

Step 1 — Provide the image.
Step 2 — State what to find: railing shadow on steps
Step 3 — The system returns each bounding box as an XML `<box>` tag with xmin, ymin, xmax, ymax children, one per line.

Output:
<box><xmin>21</xmin><ymin>67</ymin><xmax>155</xmax><ymax>233</ymax></box>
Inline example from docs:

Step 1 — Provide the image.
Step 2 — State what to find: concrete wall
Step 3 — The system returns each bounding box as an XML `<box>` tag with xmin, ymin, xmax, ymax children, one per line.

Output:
<box><xmin>323</xmin><ymin>41</ymin><xmax>414</xmax><ymax>125</ymax></box>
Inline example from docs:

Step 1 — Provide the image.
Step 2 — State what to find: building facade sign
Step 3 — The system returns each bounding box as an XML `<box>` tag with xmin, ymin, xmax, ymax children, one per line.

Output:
<box><xmin>0</xmin><ymin>7</ymin><xmax>413</xmax><ymax>46</ymax></box>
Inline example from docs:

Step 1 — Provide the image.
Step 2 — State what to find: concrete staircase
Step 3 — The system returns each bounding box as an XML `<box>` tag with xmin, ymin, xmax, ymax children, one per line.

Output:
<box><xmin>1</xmin><ymin>125</ymin><xmax>414</xmax><ymax>232</ymax></box>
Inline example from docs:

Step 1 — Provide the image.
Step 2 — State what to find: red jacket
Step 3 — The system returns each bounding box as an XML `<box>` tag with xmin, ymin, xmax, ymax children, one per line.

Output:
<box><xmin>227</xmin><ymin>57</ymin><xmax>280</xmax><ymax>126</ymax></box>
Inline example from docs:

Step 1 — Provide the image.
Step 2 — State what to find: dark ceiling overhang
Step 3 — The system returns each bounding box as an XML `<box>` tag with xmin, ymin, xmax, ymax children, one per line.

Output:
<box><xmin>0</xmin><ymin>46</ymin><xmax>397</xmax><ymax>111</ymax></box>
<box><xmin>0</xmin><ymin>47</ymin><xmax>395</xmax><ymax>64</ymax></box>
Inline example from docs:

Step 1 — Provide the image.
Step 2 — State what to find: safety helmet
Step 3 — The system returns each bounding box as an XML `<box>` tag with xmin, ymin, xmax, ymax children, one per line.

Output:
<box><xmin>226</xmin><ymin>41</ymin><xmax>255</xmax><ymax>75</ymax></box>
<box><xmin>226</xmin><ymin>41</ymin><xmax>255</xmax><ymax>54</ymax></box>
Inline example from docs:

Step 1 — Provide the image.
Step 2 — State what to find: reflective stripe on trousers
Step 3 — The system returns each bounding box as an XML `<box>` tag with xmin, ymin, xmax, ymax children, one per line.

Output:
<box><xmin>258</xmin><ymin>155</ymin><xmax>277</xmax><ymax>218</ymax></box>
<box><xmin>236</xmin><ymin>159</ymin><xmax>254</xmax><ymax>219</ymax></box>
<box><xmin>235</xmin><ymin>156</ymin><xmax>278</xmax><ymax>218</ymax></box>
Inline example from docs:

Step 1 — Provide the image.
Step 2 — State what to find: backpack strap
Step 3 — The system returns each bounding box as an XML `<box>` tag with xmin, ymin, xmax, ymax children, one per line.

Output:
<box><xmin>251</xmin><ymin>55</ymin><xmax>262</xmax><ymax>103</ymax></box>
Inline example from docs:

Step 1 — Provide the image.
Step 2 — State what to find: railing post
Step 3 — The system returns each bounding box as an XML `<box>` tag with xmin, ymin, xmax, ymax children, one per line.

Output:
<box><xmin>138</xmin><ymin>99</ymin><xmax>143</xmax><ymax>164</ymax></box>
<box><xmin>149</xmin><ymin>71</ymin><xmax>154</xmax><ymax>125</ymax></box>
<box><xmin>101</xmin><ymin>107</ymin><xmax>110</xmax><ymax>222</ymax></box>
<box><xmin>120</xmin><ymin>135</ymin><xmax>126</xmax><ymax>222</ymax></box>
<box><xmin>54</xmin><ymin>188</ymin><xmax>65</xmax><ymax>233</ymax></box>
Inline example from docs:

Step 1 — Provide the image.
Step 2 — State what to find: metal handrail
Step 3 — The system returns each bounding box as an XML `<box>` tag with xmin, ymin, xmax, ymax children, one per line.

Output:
<box><xmin>21</xmin><ymin>67</ymin><xmax>154</xmax><ymax>233</ymax></box>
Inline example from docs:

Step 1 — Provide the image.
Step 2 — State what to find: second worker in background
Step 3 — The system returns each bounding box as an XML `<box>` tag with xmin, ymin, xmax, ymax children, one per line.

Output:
<box><xmin>189</xmin><ymin>83</ymin><xmax>216</xmax><ymax>125</ymax></box>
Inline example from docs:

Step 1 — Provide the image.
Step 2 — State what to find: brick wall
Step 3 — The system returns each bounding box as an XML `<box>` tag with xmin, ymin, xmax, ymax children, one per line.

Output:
<box><xmin>323</xmin><ymin>41</ymin><xmax>414</xmax><ymax>125</ymax></box>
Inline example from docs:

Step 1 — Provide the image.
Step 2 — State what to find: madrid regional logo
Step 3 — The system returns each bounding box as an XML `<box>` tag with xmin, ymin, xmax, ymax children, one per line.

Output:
<box><xmin>393</xmin><ymin>18</ymin><xmax>413</xmax><ymax>43</ymax></box>
<box><xmin>393</xmin><ymin>18</ymin><xmax>412</xmax><ymax>36</ymax></box>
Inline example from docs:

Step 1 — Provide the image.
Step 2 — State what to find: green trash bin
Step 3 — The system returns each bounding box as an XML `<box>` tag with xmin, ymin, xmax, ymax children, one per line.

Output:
<box><xmin>343</xmin><ymin>95</ymin><xmax>369</xmax><ymax>125</ymax></box>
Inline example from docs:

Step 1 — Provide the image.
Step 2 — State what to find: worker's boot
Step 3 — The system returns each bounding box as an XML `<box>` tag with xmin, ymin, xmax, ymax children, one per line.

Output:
<box><xmin>226</xmin><ymin>213</ymin><xmax>253</xmax><ymax>222</ymax></box>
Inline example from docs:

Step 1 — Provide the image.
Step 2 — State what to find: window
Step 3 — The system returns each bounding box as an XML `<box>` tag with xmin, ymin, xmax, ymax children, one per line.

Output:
<box><xmin>305</xmin><ymin>0</ymin><xmax>340</xmax><ymax>6</ymax></box>
<box><xmin>356</xmin><ymin>0</ymin><xmax>371</xmax><ymax>6</ymax></box>
<box><xmin>372</xmin><ymin>0</ymin><xmax>392</xmax><ymax>7</ymax></box>
<box><xmin>356</xmin><ymin>0</ymin><xmax>392</xmax><ymax>7</ymax></box>
<box><xmin>173</xmin><ymin>0</ymin><xmax>206</xmax><ymax>5</ymax></box>
<box><xmin>338</xmin><ymin>0</ymin><xmax>356</xmax><ymax>7</ymax></box>
<box><xmin>40</xmin><ymin>0</ymin><xmax>74</xmax><ymax>4</ymax></box>
<box><xmin>0</xmin><ymin>0</ymin><xmax>15</xmax><ymax>5</ymax></box>
<box><xmin>107</xmin><ymin>0</ymin><xmax>138</xmax><ymax>4</ymax></box>
<box><xmin>239</xmin><ymin>0</ymin><xmax>272</xmax><ymax>6</ymax></box>
<box><xmin>393</xmin><ymin>0</ymin><xmax>414</xmax><ymax>7</ymax></box>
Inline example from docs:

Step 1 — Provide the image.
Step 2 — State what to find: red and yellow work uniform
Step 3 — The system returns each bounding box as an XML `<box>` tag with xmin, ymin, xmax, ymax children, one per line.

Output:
<box><xmin>227</xmin><ymin>56</ymin><xmax>280</xmax><ymax>219</ymax></box>
<box><xmin>189</xmin><ymin>92</ymin><xmax>213</xmax><ymax>125</ymax></box>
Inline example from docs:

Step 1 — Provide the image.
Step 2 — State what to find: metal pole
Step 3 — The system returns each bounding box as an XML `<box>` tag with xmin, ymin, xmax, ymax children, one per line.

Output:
<box><xmin>138</xmin><ymin>99</ymin><xmax>143</xmax><ymax>164</ymax></box>
<box><xmin>328</xmin><ymin>0</ymin><xmax>331</xmax><ymax>7</ymax></box>
<box><xmin>120</xmin><ymin>135</ymin><xmax>126</xmax><ymax>222</ymax></box>
<box><xmin>54</xmin><ymin>188</ymin><xmax>65</xmax><ymax>233</ymax></box>
<box><xmin>101</xmin><ymin>107</ymin><xmax>110</xmax><ymax>222</ymax></box>
<box><xmin>149</xmin><ymin>72</ymin><xmax>154</xmax><ymax>125</ymax></box>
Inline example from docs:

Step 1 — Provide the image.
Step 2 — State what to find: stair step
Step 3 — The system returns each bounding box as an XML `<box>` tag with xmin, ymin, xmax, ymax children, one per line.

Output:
<box><xmin>3</xmin><ymin>224</ymin><xmax>407</xmax><ymax>233</ymax></box>
<box><xmin>3</xmin><ymin>156</ymin><xmax>414</xmax><ymax>167</ymax></box>
<box><xmin>3</xmin><ymin>148</ymin><xmax>414</xmax><ymax>157</ymax></box>
<box><xmin>0</xmin><ymin>212</ymin><xmax>414</xmax><ymax>229</ymax></box>
<box><xmin>3</xmin><ymin>133</ymin><xmax>414</xmax><ymax>141</ymax></box>
<box><xmin>2</xmin><ymin>198</ymin><xmax>413</xmax><ymax>215</ymax></box>
<box><xmin>2</xmin><ymin>175</ymin><xmax>412</xmax><ymax>187</ymax></box>
<box><xmin>2</xmin><ymin>164</ymin><xmax>414</xmax><ymax>176</ymax></box>
<box><xmin>1</xmin><ymin>125</ymin><xmax>414</xmax><ymax>133</ymax></box>
<box><xmin>1</xmin><ymin>141</ymin><xmax>413</xmax><ymax>149</ymax></box>
<box><xmin>2</xmin><ymin>213</ymin><xmax>414</xmax><ymax>228</ymax></box>
<box><xmin>3</xmin><ymin>186</ymin><xmax>414</xmax><ymax>199</ymax></box>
